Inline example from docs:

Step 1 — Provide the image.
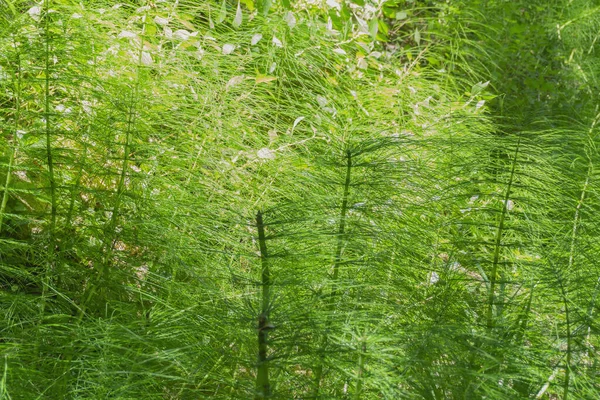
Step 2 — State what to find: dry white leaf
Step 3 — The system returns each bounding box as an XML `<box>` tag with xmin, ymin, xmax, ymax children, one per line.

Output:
<box><xmin>316</xmin><ymin>95</ymin><xmax>328</xmax><ymax>108</ymax></box>
<box><xmin>251</xmin><ymin>33</ymin><xmax>263</xmax><ymax>45</ymax></box>
<box><xmin>140</xmin><ymin>51</ymin><xmax>153</xmax><ymax>66</ymax></box>
<box><xmin>226</xmin><ymin>75</ymin><xmax>245</xmax><ymax>90</ymax></box>
<box><xmin>222</xmin><ymin>44</ymin><xmax>236</xmax><ymax>54</ymax></box>
<box><xmin>292</xmin><ymin>116</ymin><xmax>305</xmax><ymax>130</ymax></box>
<box><xmin>284</xmin><ymin>11</ymin><xmax>296</xmax><ymax>29</ymax></box>
<box><xmin>174</xmin><ymin>29</ymin><xmax>192</xmax><ymax>40</ymax></box>
<box><xmin>326</xmin><ymin>0</ymin><xmax>341</xmax><ymax>10</ymax></box>
<box><xmin>233</xmin><ymin>1</ymin><xmax>243</xmax><ymax>28</ymax></box>
<box><xmin>357</xmin><ymin>57</ymin><xmax>368</xmax><ymax>70</ymax></box>
<box><xmin>28</xmin><ymin>6</ymin><xmax>41</xmax><ymax>21</ymax></box>
<box><xmin>429</xmin><ymin>272</ymin><xmax>440</xmax><ymax>284</ymax></box>
<box><xmin>154</xmin><ymin>16</ymin><xmax>169</xmax><ymax>26</ymax></box>
<box><xmin>118</xmin><ymin>30</ymin><xmax>138</xmax><ymax>39</ymax></box>
<box><xmin>257</xmin><ymin>148</ymin><xmax>276</xmax><ymax>160</ymax></box>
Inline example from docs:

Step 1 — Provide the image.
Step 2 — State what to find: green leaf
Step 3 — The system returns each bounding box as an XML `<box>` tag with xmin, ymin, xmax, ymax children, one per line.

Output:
<box><xmin>414</xmin><ymin>28</ymin><xmax>421</xmax><ymax>45</ymax></box>
<box><xmin>396</xmin><ymin>11</ymin><xmax>407</xmax><ymax>20</ymax></box>
<box><xmin>378</xmin><ymin>19</ymin><xmax>389</xmax><ymax>35</ymax></box>
<box><xmin>241</xmin><ymin>0</ymin><xmax>255</xmax><ymax>10</ymax></box>
<box><xmin>376</xmin><ymin>31</ymin><xmax>388</xmax><ymax>42</ymax></box>
<box><xmin>3</xmin><ymin>0</ymin><xmax>17</xmax><ymax>17</ymax></box>
<box><xmin>217</xmin><ymin>0</ymin><xmax>227</xmax><ymax>24</ymax></box>
<box><xmin>382</xmin><ymin>6</ymin><xmax>396</xmax><ymax>19</ymax></box>
<box><xmin>145</xmin><ymin>23</ymin><xmax>157</xmax><ymax>36</ymax></box>
<box><xmin>281</xmin><ymin>0</ymin><xmax>291</xmax><ymax>9</ymax></box>
<box><xmin>471</xmin><ymin>81</ymin><xmax>490</xmax><ymax>96</ymax></box>
<box><xmin>369</xmin><ymin>18</ymin><xmax>379</xmax><ymax>40</ymax></box>
<box><xmin>340</xmin><ymin>2</ymin><xmax>351</xmax><ymax>21</ymax></box>
<box><xmin>257</xmin><ymin>0</ymin><xmax>272</xmax><ymax>15</ymax></box>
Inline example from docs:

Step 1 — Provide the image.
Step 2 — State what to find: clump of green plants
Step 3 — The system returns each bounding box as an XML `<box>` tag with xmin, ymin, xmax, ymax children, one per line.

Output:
<box><xmin>1</xmin><ymin>0</ymin><xmax>599</xmax><ymax>399</ymax></box>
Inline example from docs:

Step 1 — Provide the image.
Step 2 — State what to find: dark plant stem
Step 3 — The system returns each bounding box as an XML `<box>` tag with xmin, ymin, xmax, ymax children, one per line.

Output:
<box><xmin>255</xmin><ymin>210</ymin><xmax>271</xmax><ymax>399</ymax></box>
<box><xmin>37</xmin><ymin>0</ymin><xmax>57</xmax><ymax>357</ymax></box>
<box><xmin>314</xmin><ymin>149</ymin><xmax>353</xmax><ymax>397</ymax></box>
<box><xmin>560</xmin><ymin>281</ymin><xmax>571</xmax><ymax>400</ymax></box>
<box><xmin>354</xmin><ymin>336</ymin><xmax>366</xmax><ymax>400</ymax></box>
<box><xmin>486</xmin><ymin>137</ymin><xmax>520</xmax><ymax>330</ymax></box>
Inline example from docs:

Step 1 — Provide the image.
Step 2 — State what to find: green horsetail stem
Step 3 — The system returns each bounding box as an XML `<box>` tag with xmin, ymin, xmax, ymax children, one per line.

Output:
<box><xmin>314</xmin><ymin>149</ymin><xmax>353</xmax><ymax>397</ymax></box>
<box><xmin>37</xmin><ymin>0</ymin><xmax>57</xmax><ymax>356</ymax></box>
<box><xmin>0</xmin><ymin>47</ymin><xmax>21</xmax><ymax>234</ymax></box>
<box><xmin>255</xmin><ymin>210</ymin><xmax>271</xmax><ymax>399</ymax></box>
<box><xmin>486</xmin><ymin>136</ymin><xmax>520</xmax><ymax>330</ymax></box>
<box><xmin>354</xmin><ymin>336</ymin><xmax>366</xmax><ymax>400</ymax></box>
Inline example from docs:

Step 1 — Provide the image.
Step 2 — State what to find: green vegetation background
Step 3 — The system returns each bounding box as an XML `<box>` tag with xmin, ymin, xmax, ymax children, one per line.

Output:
<box><xmin>1</xmin><ymin>0</ymin><xmax>599</xmax><ymax>398</ymax></box>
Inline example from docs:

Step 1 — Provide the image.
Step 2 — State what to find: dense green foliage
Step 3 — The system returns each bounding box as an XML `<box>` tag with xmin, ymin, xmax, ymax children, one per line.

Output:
<box><xmin>1</xmin><ymin>0</ymin><xmax>599</xmax><ymax>398</ymax></box>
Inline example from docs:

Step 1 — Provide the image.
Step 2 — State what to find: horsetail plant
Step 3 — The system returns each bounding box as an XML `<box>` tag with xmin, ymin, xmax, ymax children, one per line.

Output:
<box><xmin>255</xmin><ymin>210</ymin><xmax>272</xmax><ymax>399</ymax></box>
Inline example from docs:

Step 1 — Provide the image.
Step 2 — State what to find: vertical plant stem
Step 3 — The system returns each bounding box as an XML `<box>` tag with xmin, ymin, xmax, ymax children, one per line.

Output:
<box><xmin>331</xmin><ymin>150</ymin><xmax>352</xmax><ymax>291</ymax></box>
<box><xmin>0</xmin><ymin>46</ymin><xmax>21</xmax><ymax>233</ymax></box>
<box><xmin>354</xmin><ymin>336</ymin><xmax>366</xmax><ymax>400</ymax></box>
<box><xmin>560</xmin><ymin>113</ymin><xmax>599</xmax><ymax>398</ymax></box>
<box><xmin>486</xmin><ymin>137</ymin><xmax>520</xmax><ymax>330</ymax></box>
<box><xmin>97</xmin><ymin>11</ymin><xmax>148</xmax><ymax>309</ymax></box>
<box><xmin>584</xmin><ymin>277</ymin><xmax>600</xmax><ymax>359</ymax></box>
<box><xmin>44</xmin><ymin>0</ymin><xmax>57</xmax><ymax>235</ymax></box>
<box><xmin>513</xmin><ymin>281</ymin><xmax>536</xmax><ymax>397</ymax></box>
<box><xmin>65</xmin><ymin>38</ymin><xmax>96</xmax><ymax>227</ymax></box>
<box><xmin>37</xmin><ymin>0</ymin><xmax>57</xmax><ymax>356</ymax></box>
<box><xmin>255</xmin><ymin>210</ymin><xmax>271</xmax><ymax>399</ymax></box>
<box><xmin>0</xmin><ymin>355</ymin><xmax>8</xmax><ymax>399</ymax></box>
<box><xmin>559</xmin><ymin>281</ymin><xmax>572</xmax><ymax>400</ymax></box>
<box><xmin>314</xmin><ymin>149</ymin><xmax>353</xmax><ymax>397</ymax></box>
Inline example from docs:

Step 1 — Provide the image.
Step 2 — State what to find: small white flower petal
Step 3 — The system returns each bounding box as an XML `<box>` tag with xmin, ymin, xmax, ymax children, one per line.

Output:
<box><xmin>272</xmin><ymin>36</ymin><xmax>282</xmax><ymax>47</ymax></box>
